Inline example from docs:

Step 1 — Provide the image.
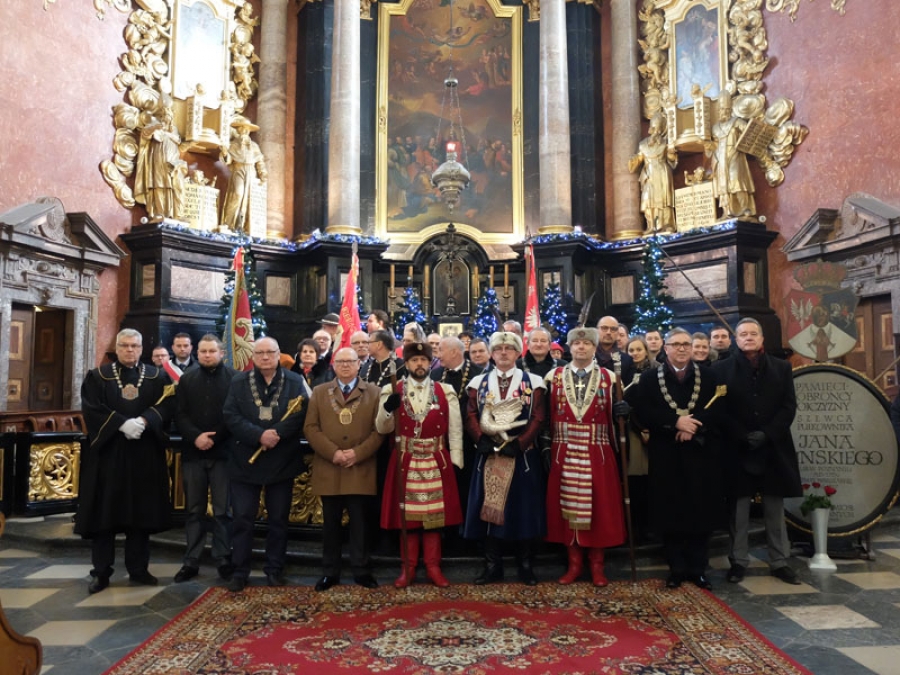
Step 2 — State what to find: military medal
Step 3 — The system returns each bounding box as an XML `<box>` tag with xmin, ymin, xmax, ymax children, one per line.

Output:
<box><xmin>259</xmin><ymin>406</ymin><xmax>273</xmax><ymax>421</ymax></box>
<box><xmin>121</xmin><ymin>384</ymin><xmax>139</xmax><ymax>400</ymax></box>
<box><xmin>339</xmin><ymin>408</ymin><xmax>353</xmax><ymax>425</ymax></box>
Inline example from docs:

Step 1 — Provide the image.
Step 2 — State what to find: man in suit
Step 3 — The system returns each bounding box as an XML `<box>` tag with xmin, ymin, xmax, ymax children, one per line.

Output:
<box><xmin>714</xmin><ymin>318</ymin><xmax>802</xmax><ymax>585</ymax></box>
<box><xmin>223</xmin><ymin>337</ymin><xmax>310</xmax><ymax>592</ymax></box>
<box><xmin>304</xmin><ymin>347</ymin><xmax>384</xmax><ymax>591</ymax></box>
<box><xmin>171</xmin><ymin>332</ymin><xmax>197</xmax><ymax>371</ymax></box>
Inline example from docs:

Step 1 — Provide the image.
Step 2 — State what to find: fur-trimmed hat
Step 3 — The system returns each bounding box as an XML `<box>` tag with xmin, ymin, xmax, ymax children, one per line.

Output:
<box><xmin>402</xmin><ymin>341</ymin><xmax>432</xmax><ymax>362</ymax></box>
<box><xmin>489</xmin><ymin>331</ymin><xmax>523</xmax><ymax>354</ymax></box>
<box><xmin>567</xmin><ymin>326</ymin><xmax>599</xmax><ymax>346</ymax></box>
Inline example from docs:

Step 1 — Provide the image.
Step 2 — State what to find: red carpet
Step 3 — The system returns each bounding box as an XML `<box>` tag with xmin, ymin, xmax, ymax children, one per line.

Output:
<box><xmin>105</xmin><ymin>581</ymin><xmax>812</xmax><ymax>674</ymax></box>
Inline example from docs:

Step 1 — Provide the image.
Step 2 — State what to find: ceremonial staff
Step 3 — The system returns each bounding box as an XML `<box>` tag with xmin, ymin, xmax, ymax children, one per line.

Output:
<box><xmin>613</xmin><ymin>374</ymin><xmax>637</xmax><ymax>583</ymax></box>
<box><xmin>248</xmin><ymin>395</ymin><xmax>305</xmax><ymax>464</ymax></box>
<box><xmin>389</xmin><ymin>361</ymin><xmax>409</xmax><ymax>582</ymax></box>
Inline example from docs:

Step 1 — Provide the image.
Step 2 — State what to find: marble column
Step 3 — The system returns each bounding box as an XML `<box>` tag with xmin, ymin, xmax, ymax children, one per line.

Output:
<box><xmin>537</xmin><ymin>0</ymin><xmax>572</xmax><ymax>235</ymax></box>
<box><xmin>258</xmin><ymin>0</ymin><xmax>289</xmax><ymax>239</ymax></box>
<box><xmin>610</xmin><ymin>0</ymin><xmax>643</xmax><ymax>240</ymax></box>
<box><xmin>325</xmin><ymin>0</ymin><xmax>361</xmax><ymax>235</ymax></box>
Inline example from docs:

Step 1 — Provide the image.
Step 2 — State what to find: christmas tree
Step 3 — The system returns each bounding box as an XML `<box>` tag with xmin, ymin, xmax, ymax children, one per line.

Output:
<box><xmin>217</xmin><ymin>247</ymin><xmax>268</xmax><ymax>338</ymax></box>
<box><xmin>632</xmin><ymin>234</ymin><xmax>675</xmax><ymax>335</ymax></box>
<box><xmin>472</xmin><ymin>287</ymin><xmax>501</xmax><ymax>338</ymax></box>
<box><xmin>540</xmin><ymin>281</ymin><xmax>569</xmax><ymax>340</ymax></box>
<box><xmin>393</xmin><ymin>285</ymin><xmax>426</xmax><ymax>336</ymax></box>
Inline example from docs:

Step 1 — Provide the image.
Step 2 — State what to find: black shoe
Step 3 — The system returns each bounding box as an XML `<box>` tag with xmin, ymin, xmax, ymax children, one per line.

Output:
<box><xmin>174</xmin><ymin>566</ymin><xmax>199</xmax><ymax>583</ymax></box>
<box><xmin>727</xmin><ymin>564</ymin><xmax>746</xmax><ymax>583</ymax></box>
<box><xmin>665</xmin><ymin>574</ymin><xmax>682</xmax><ymax>589</ymax></box>
<box><xmin>354</xmin><ymin>574</ymin><xmax>379</xmax><ymax>589</ymax></box>
<box><xmin>88</xmin><ymin>576</ymin><xmax>110</xmax><ymax>594</ymax></box>
<box><xmin>771</xmin><ymin>566</ymin><xmax>801</xmax><ymax>585</ymax></box>
<box><xmin>689</xmin><ymin>574</ymin><xmax>712</xmax><ymax>590</ymax></box>
<box><xmin>227</xmin><ymin>576</ymin><xmax>247</xmax><ymax>592</ymax></box>
<box><xmin>129</xmin><ymin>570</ymin><xmax>158</xmax><ymax>586</ymax></box>
<box><xmin>474</xmin><ymin>565</ymin><xmax>504</xmax><ymax>585</ymax></box>
<box><xmin>266</xmin><ymin>572</ymin><xmax>287</xmax><ymax>587</ymax></box>
<box><xmin>517</xmin><ymin>566</ymin><xmax>538</xmax><ymax>586</ymax></box>
<box><xmin>218</xmin><ymin>563</ymin><xmax>235</xmax><ymax>580</ymax></box>
<box><xmin>315</xmin><ymin>575</ymin><xmax>340</xmax><ymax>592</ymax></box>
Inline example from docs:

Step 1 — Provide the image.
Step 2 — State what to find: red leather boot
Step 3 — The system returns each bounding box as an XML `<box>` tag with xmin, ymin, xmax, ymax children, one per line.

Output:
<box><xmin>588</xmin><ymin>547</ymin><xmax>608</xmax><ymax>587</ymax></box>
<box><xmin>423</xmin><ymin>531</ymin><xmax>450</xmax><ymax>588</ymax></box>
<box><xmin>558</xmin><ymin>545</ymin><xmax>584</xmax><ymax>585</ymax></box>
<box><xmin>394</xmin><ymin>533</ymin><xmax>420</xmax><ymax>588</ymax></box>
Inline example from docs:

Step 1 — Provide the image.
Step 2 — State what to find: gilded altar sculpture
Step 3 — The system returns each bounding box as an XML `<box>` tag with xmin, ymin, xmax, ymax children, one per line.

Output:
<box><xmin>629</xmin><ymin>112</ymin><xmax>678</xmax><ymax>233</ymax></box>
<box><xmin>220</xmin><ymin>115</ymin><xmax>268</xmax><ymax>233</ymax></box>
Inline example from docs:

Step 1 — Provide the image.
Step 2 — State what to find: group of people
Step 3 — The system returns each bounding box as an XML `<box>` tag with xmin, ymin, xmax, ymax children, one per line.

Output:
<box><xmin>75</xmin><ymin>309</ymin><xmax>802</xmax><ymax>596</ymax></box>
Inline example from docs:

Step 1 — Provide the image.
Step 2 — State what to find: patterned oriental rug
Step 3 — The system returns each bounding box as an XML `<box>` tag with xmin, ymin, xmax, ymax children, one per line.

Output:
<box><xmin>105</xmin><ymin>581</ymin><xmax>812</xmax><ymax>675</ymax></box>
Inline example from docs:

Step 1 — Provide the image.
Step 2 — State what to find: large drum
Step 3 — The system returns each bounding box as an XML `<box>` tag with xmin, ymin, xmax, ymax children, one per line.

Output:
<box><xmin>787</xmin><ymin>364</ymin><xmax>899</xmax><ymax>536</ymax></box>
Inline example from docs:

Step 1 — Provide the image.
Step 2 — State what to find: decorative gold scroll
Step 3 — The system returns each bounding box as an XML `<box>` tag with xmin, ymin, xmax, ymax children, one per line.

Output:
<box><xmin>28</xmin><ymin>442</ymin><xmax>81</xmax><ymax>502</ymax></box>
<box><xmin>765</xmin><ymin>0</ymin><xmax>850</xmax><ymax>22</ymax></box>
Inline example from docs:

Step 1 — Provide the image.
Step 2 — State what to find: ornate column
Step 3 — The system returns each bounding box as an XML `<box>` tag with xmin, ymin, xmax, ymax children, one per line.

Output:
<box><xmin>537</xmin><ymin>0</ymin><xmax>572</xmax><ymax>234</ymax></box>
<box><xmin>610</xmin><ymin>0</ymin><xmax>643</xmax><ymax>240</ymax></box>
<box><xmin>258</xmin><ymin>0</ymin><xmax>289</xmax><ymax>239</ymax></box>
<box><xmin>325</xmin><ymin>0</ymin><xmax>362</xmax><ymax>235</ymax></box>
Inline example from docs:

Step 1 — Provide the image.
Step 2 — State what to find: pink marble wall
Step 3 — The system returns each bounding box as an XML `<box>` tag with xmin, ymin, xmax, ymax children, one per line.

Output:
<box><xmin>756</xmin><ymin>3</ymin><xmax>900</xmax><ymax>341</ymax></box>
<box><xmin>0</xmin><ymin>3</ymin><xmax>136</xmax><ymax>362</ymax></box>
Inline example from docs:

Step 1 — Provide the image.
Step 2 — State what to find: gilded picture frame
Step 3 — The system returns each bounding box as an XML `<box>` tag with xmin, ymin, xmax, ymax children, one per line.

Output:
<box><xmin>666</xmin><ymin>0</ymin><xmax>727</xmax><ymax>109</ymax></box>
<box><xmin>169</xmin><ymin>0</ymin><xmax>233</xmax><ymax>104</ymax></box>
<box><xmin>376</xmin><ymin>0</ymin><xmax>524</xmax><ymax>247</ymax></box>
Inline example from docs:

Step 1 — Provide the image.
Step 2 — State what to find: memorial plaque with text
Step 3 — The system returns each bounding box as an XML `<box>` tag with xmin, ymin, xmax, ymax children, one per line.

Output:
<box><xmin>675</xmin><ymin>182</ymin><xmax>716</xmax><ymax>231</ymax></box>
<box><xmin>248</xmin><ymin>180</ymin><xmax>268</xmax><ymax>240</ymax></box>
<box><xmin>181</xmin><ymin>184</ymin><xmax>219</xmax><ymax>232</ymax></box>
<box><xmin>787</xmin><ymin>365</ymin><xmax>899</xmax><ymax>535</ymax></box>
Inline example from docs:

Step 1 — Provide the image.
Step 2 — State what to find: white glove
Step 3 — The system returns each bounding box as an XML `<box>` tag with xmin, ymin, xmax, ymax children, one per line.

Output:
<box><xmin>119</xmin><ymin>417</ymin><xmax>146</xmax><ymax>440</ymax></box>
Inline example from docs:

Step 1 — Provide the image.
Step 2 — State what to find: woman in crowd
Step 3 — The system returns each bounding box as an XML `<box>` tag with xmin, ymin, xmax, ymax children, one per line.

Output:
<box><xmin>292</xmin><ymin>338</ymin><xmax>332</xmax><ymax>388</ymax></box>
<box><xmin>624</xmin><ymin>336</ymin><xmax>654</xmax><ymax>540</ymax></box>
<box><xmin>691</xmin><ymin>332</ymin><xmax>716</xmax><ymax>367</ymax></box>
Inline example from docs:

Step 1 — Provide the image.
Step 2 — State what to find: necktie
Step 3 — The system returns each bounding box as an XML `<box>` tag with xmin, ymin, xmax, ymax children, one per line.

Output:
<box><xmin>342</xmin><ymin>384</ymin><xmax>351</xmax><ymax>398</ymax></box>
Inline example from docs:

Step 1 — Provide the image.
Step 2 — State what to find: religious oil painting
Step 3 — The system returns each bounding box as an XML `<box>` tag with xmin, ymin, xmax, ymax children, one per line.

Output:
<box><xmin>672</xmin><ymin>2</ymin><xmax>722</xmax><ymax>109</ymax></box>
<box><xmin>377</xmin><ymin>0</ymin><xmax>523</xmax><ymax>244</ymax></box>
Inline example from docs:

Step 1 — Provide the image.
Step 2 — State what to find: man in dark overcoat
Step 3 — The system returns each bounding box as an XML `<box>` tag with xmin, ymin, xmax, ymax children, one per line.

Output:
<box><xmin>223</xmin><ymin>337</ymin><xmax>310</xmax><ymax>591</ymax></box>
<box><xmin>75</xmin><ymin>328</ymin><xmax>175</xmax><ymax>593</ymax></box>
<box><xmin>626</xmin><ymin>327</ymin><xmax>724</xmax><ymax>589</ymax></box>
<box><xmin>713</xmin><ymin>317</ymin><xmax>802</xmax><ymax>585</ymax></box>
<box><xmin>304</xmin><ymin>347</ymin><xmax>383</xmax><ymax>591</ymax></box>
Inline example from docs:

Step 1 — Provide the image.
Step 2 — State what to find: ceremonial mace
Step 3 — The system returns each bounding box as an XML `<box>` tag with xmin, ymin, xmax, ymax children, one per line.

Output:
<box><xmin>248</xmin><ymin>395</ymin><xmax>305</xmax><ymax>464</ymax></box>
<box><xmin>389</xmin><ymin>361</ymin><xmax>410</xmax><ymax>582</ymax></box>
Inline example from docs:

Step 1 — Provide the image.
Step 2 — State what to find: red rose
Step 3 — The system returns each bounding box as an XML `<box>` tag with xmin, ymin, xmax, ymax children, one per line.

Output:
<box><xmin>812</xmin><ymin>482</ymin><xmax>821</xmax><ymax>488</ymax></box>
<box><xmin>824</xmin><ymin>486</ymin><xmax>837</xmax><ymax>496</ymax></box>
<box><xmin>802</xmin><ymin>483</ymin><xmax>810</xmax><ymax>490</ymax></box>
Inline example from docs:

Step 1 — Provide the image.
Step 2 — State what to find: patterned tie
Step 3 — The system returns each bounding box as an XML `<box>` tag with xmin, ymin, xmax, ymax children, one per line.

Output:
<box><xmin>342</xmin><ymin>384</ymin><xmax>351</xmax><ymax>398</ymax></box>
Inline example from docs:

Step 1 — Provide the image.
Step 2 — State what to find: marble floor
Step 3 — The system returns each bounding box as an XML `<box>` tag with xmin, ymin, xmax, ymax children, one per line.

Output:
<box><xmin>2</xmin><ymin>511</ymin><xmax>899</xmax><ymax>674</ymax></box>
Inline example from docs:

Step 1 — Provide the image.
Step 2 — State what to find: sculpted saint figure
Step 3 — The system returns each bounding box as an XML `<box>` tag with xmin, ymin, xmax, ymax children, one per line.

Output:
<box><xmin>629</xmin><ymin>112</ymin><xmax>677</xmax><ymax>233</ymax></box>
<box><xmin>134</xmin><ymin>102</ymin><xmax>187</xmax><ymax>221</ymax></box>
<box><xmin>705</xmin><ymin>90</ymin><xmax>756</xmax><ymax>218</ymax></box>
<box><xmin>221</xmin><ymin>116</ymin><xmax>267</xmax><ymax>232</ymax></box>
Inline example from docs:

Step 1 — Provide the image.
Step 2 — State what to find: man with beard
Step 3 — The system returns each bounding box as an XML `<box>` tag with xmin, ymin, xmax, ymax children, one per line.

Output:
<box><xmin>378</xmin><ymin>342</ymin><xmax>463</xmax><ymax>587</ymax></box>
<box><xmin>595</xmin><ymin>316</ymin><xmax>635</xmax><ymax>385</ymax></box>
<box><xmin>174</xmin><ymin>334</ymin><xmax>236</xmax><ymax>583</ymax></box>
<box><xmin>223</xmin><ymin>337</ymin><xmax>310</xmax><ymax>591</ymax></box>
<box><xmin>76</xmin><ymin>329</ymin><xmax>175</xmax><ymax>593</ymax></box>
<box><xmin>626</xmin><ymin>327</ymin><xmax>724</xmax><ymax>589</ymax></box>
<box><xmin>432</xmin><ymin>336</ymin><xmax>483</xmax><ymax>521</ymax></box>
<box><xmin>463</xmin><ymin>331</ymin><xmax>547</xmax><ymax>585</ymax></box>
<box><xmin>518</xmin><ymin>326</ymin><xmax>562</xmax><ymax>378</ymax></box>
<box><xmin>545</xmin><ymin>327</ymin><xmax>626</xmax><ymax>586</ymax></box>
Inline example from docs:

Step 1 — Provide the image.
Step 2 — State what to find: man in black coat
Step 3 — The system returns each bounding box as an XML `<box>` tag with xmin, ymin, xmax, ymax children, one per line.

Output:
<box><xmin>174</xmin><ymin>334</ymin><xmax>236</xmax><ymax>583</ymax></box>
<box><xmin>713</xmin><ymin>318</ymin><xmax>802</xmax><ymax>585</ymax></box>
<box><xmin>626</xmin><ymin>328</ymin><xmax>724</xmax><ymax>589</ymax></box>
<box><xmin>223</xmin><ymin>337</ymin><xmax>310</xmax><ymax>591</ymax></box>
<box><xmin>517</xmin><ymin>327</ymin><xmax>563</xmax><ymax>378</ymax></box>
<box><xmin>595</xmin><ymin>315</ymin><xmax>635</xmax><ymax>384</ymax></box>
<box><xmin>75</xmin><ymin>328</ymin><xmax>175</xmax><ymax>593</ymax></box>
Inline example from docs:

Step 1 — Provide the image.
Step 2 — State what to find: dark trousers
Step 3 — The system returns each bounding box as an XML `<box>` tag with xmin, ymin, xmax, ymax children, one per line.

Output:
<box><xmin>182</xmin><ymin>458</ymin><xmax>232</xmax><ymax>567</ymax></box>
<box><xmin>230</xmin><ymin>478</ymin><xmax>293</xmax><ymax>580</ymax></box>
<box><xmin>663</xmin><ymin>531</ymin><xmax>710</xmax><ymax>577</ymax></box>
<box><xmin>320</xmin><ymin>494</ymin><xmax>372</xmax><ymax>578</ymax></box>
<box><xmin>91</xmin><ymin>531</ymin><xmax>150</xmax><ymax>578</ymax></box>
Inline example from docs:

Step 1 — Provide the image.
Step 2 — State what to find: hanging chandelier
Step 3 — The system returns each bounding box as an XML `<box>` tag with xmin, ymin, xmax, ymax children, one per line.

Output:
<box><xmin>430</xmin><ymin>1</ymin><xmax>471</xmax><ymax>213</ymax></box>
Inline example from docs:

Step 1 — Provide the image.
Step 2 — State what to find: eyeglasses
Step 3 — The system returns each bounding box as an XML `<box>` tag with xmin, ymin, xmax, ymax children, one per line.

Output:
<box><xmin>665</xmin><ymin>342</ymin><xmax>691</xmax><ymax>349</ymax></box>
<box><xmin>117</xmin><ymin>343</ymin><xmax>141</xmax><ymax>349</ymax></box>
<box><xmin>351</xmin><ymin>341</ymin><xmax>367</xmax><ymax>346</ymax></box>
<box><xmin>253</xmin><ymin>350</ymin><xmax>278</xmax><ymax>357</ymax></box>
<box><xmin>333</xmin><ymin>359</ymin><xmax>358</xmax><ymax>366</ymax></box>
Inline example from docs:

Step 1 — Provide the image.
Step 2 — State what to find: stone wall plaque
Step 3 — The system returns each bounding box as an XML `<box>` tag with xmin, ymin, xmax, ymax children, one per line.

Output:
<box><xmin>611</xmin><ymin>275</ymin><xmax>634</xmax><ymax>305</ymax></box>
<box><xmin>141</xmin><ymin>263</ymin><xmax>156</xmax><ymax>298</ymax></box>
<box><xmin>675</xmin><ymin>182</ymin><xmax>716</xmax><ymax>231</ymax></box>
<box><xmin>786</xmin><ymin>364</ymin><xmax>900</xmax><ymax>535</ymax></box>
<box><xmin>181</xmin><ymin>183</ymin><xmax>220</xmax><ymax>232</ymax></box>
<box><xmin>266</xmin><ymin>275</ymin><xmax>293</xmax><ymax>307</ymax></box>
<box><xmin>247</xmin><ymin>179</ymin><xmax>268</xmax><ymax>239</ymax></box>
<box><xmin>664</xmin><ymin>262</ymin><xmax>727</xmax><ymax>300</ymax></box>
<box><xmin>170</xmin><ymin>265</ymin><xmax>225</xmax><ymax>303</ymax></box>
